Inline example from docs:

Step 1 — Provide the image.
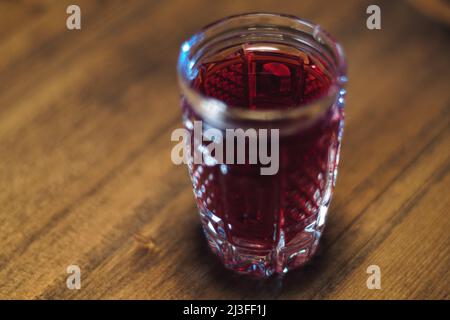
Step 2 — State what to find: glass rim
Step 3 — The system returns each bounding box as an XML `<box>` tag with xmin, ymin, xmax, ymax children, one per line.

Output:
<box><xmin>177</xmin><ymin>12</ymin><xmax>347</xmax><ymax>128</ymax></box>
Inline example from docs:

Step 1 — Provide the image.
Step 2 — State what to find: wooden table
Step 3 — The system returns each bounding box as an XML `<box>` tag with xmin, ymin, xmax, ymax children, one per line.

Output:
<box><xmin>0</xmin><ymin>0</ymin><xmax>449</xmax><ymax>300</ymax></box>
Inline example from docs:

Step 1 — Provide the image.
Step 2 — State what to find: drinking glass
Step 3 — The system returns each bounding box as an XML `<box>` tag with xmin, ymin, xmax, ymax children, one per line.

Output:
<box><xmin>177</xmin><ymin>13</ymin><xmax>347</xmax><ymax>277</ymax></box>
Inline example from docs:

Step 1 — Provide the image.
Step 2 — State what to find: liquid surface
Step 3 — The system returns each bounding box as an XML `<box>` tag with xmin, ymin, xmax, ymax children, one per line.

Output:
<box><xmin>192</xmin><ymin>43</ymin><xmax>332</xmax><ymax>109</ymax></box>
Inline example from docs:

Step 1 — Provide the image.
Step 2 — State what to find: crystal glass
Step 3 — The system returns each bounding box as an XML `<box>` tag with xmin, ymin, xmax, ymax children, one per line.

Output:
<box><xmin>177</xmin><ymin>13</ymin><xmax>347</xmax><ymax>277</ymax></box>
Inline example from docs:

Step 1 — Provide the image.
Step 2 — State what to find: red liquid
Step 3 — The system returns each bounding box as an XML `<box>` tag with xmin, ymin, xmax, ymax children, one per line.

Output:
<box><xmin>182</xmin><ymin>44</ymin><xmax>343</xmax><ymax>276</ymax></box>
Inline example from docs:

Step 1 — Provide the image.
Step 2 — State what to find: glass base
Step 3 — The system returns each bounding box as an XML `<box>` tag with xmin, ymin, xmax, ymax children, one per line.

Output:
<box><xmin>200</xmin><ymin>209</ymin><xmax>325</xmax><ymax>277</ymax></box>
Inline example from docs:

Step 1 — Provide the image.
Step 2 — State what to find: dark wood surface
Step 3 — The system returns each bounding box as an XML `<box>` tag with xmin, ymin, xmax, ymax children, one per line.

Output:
<box><xmin>0</xmin><ymin>0</ymin><xmax>449</xmax><ymax>299</ymax></box>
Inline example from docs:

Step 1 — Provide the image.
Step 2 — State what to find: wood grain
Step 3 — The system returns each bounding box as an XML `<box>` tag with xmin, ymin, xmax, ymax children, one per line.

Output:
<box><xmin>0</xmin><ymin>0</ymin><xmax>449</xmax><ymax>299</ymax></box>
